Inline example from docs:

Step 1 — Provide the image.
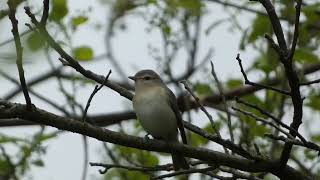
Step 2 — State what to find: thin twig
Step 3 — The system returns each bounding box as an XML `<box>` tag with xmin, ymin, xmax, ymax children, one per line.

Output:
<box><xmin>24</xmin><ymin>6</ymin><xmax>133</xmax><ymax>100</ymax></box>
<box><xmin>300</xmin><ymin>79</ymin><xmax>320</xmax><ymax>86</ymax></box>
<box><xmin>264</xmin><ymin>34</ymin><xmax>282</xmax><ymax>55</ymax></box>
<box><xmin>219</xmin><ymin>166</ymin><xmax>263</xmax><ymax>180</ymax></box>
<box><xmin>90</xmin><ymin>162</ymin><xmax>172</xmax><ymax>174</ymax></box>
<box><xmin>210</xmin><ymin>61</ymin><xmax>234</xmax><ymax>143</ymax></box>
<box><xmin>232</xmin><ymin>107</ymin><xmax>294</xmax><ymax>139</ymax></box>
<box><xmin>8</xmin><ymin>0</ymin><xmax>32</xmax><ymax>109</ymax></box>
<box><xmin>183</xmin><ymin>121</ymin><xmax>260</xmax><ymax>160</ymax></box>
<box><xmin>3</xmin><ymin>66</ymin><xmax>63</xmax><ymax>100</ymax></box>
<box><xmin>235</xmin><ymin>98</ymin><xmax>307</xmax><ymax>144</ymax></box>
<box><xmin>180</xmin><ymin>80</ymin><xmax>229</xmax><ymax>154</ymax></box>
<box><xmin>0</xmin><ymin>69</ymin><xmax>70</xmax><ymax>116</ymax></box>
<box><xmin>236</xmin><ymin>53</ymin><xmax>290</xmax><ymax>96</ymax></box>
<box><xmin>82</xmin><ymin>70</ymin><xmax>112</xmax><ymax>122</ymax></box>
<box><xmin>151</xmin><ymin>166</ymin><xmax>218</xmax><ymax>180</ymax></box>
<box><xmin>288</xmin><ymin>0</ymin><xmax>302</xmax><ymax>61</ymax></box>
<box><xmin>265</xmin><ymin>134</ymin><xmax>320</xmax><ymax>153</ymax></box>
<box><xmin>40</xmin><ymin>0</ymin><xmax>49</xmax><ymax>25</ymax></box>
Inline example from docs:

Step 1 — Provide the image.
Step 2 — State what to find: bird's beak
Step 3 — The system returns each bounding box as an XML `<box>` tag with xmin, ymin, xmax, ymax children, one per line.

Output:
<box><xmin>128</xmin><ymin>76</ymin><xmax>136</xmax><ymax>81</ymax></box>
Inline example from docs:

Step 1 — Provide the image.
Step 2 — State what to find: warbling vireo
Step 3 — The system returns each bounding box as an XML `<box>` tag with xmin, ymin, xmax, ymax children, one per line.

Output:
<box><xmin>129</xmin><ymin>70</ymin><xmax>189</xmax><ymax>170</ymax></box>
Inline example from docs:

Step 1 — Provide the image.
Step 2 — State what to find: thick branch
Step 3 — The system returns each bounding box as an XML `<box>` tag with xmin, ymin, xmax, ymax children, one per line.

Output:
<box><xmin>0</xmin><ymin>100</ymin><xmax>311</xmax><ymax>180</ymax></box>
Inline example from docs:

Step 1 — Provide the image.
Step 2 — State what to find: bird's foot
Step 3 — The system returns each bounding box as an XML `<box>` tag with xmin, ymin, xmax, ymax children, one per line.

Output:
<box><xmin>144</xmin><ymin>133</ymin><xmax>152</xmax><ymax>141</ymax></box>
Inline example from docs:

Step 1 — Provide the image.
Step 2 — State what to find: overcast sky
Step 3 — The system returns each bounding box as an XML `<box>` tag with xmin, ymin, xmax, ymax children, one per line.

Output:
<box><xmin>0</xmin><ymin>0</ymin><xmax>261</xmax><ymax>179</ymax></box>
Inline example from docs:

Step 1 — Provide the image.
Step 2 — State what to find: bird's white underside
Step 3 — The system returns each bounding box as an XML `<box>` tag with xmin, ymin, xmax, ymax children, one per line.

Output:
<box><xmin>133</xmin><ymin>86</ymin><xmax>178</xmax><ymax>141</ymax></box>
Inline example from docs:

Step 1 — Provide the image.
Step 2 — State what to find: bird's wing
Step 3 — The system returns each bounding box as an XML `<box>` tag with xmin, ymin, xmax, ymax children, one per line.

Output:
<box><xmin>165</xmin><ymin>87</ymin><xmax>188</xmax><ymax>145</ymax></box>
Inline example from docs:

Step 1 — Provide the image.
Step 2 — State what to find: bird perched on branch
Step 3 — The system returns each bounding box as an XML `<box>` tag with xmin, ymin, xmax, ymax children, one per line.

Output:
<box><xmin>129</xmin><ymin>69</ymin><xmax>189</xmax><ymax>170</ymax></box>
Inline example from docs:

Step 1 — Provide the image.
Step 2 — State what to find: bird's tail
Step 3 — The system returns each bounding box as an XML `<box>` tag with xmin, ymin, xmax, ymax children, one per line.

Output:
<box><xmin>172</xmin><ymin>154</ymin><xmax>189</xmax><ymax>170</ymax></box>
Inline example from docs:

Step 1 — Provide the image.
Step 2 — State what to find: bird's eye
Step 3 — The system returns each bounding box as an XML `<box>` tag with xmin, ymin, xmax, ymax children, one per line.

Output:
<box><xmin>144</xmin><ymin>76</ymin><xmax>151</xmax><ymax>80</ymax></box>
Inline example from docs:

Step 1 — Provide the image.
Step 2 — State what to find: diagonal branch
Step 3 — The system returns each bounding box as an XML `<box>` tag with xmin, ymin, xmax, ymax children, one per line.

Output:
<box><xmin>236</xmin><ymin>53</ymin><xmax>290</xmax><ymax>95</ymax></box>
<box><xmin>82</xmin><ymin>70</ymin><xmax>112</xmax><ymax>122</ymax></box>
<box><xmin>7</xmin><ymin>0</ymin><xmax>32</xmax><ymax>109</ymax></box>
<box><xmin>24</xmin><ymin>6</ymin><xmax>133</xmax><ymax>101</ymax></box>
<box><xmin>180</xmin><ymin>80</ymin><xmax>229</xmax><ymax>153</ymax></box>
<box><xmin>210</xmin><ymin>61</ymin><xmax>234</xmax><ymax>143</ymax></box>
<box><xmin>232</xmin><ymin>107</ymin><xmax>294</xmax><ymax>139</ymax></box>
<box><xmin>235</xmin><ymin>98</ymin><xmax>307</xmax><ymax>144</ymax></box>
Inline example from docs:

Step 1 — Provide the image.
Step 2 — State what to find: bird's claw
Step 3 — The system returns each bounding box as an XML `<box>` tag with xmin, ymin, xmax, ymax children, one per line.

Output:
<box><xmin>144</xmin><ymin>133</ymin><xmax>151</xmax><ymax>141</ymax></box>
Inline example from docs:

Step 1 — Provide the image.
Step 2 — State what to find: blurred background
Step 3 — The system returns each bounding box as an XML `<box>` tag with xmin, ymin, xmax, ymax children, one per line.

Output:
<box><xmin>1</xmin><ymin>0</ymin><xmax>320</xmax><ymax>179</ymax></box>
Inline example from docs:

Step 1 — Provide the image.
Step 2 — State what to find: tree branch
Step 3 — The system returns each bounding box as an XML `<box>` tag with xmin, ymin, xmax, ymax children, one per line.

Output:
<box><xmin>8</xmin><ymin>0</ymin><xmax>32</xmax><ymax>109</ymax></box>
<box><xmin>24</xmin><ymin>6</ymin><xmax>133</xmax><ymax>101</ymax></box>
<box><xmin>236</xmin><ymin>53</ymin><xmax>290</xmax><ymax>96</ymax></box>
<box><xmin>0</xmin><ymin>100</ymin><xmax>311</xmax><ymax>180</ymax></box>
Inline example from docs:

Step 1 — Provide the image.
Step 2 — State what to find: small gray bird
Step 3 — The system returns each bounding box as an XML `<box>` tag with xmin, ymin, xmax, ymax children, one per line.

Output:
<box><xmin>129</xmin><ymin>70</ymin><xmax>189</xmax><ymax>170</ymax></box>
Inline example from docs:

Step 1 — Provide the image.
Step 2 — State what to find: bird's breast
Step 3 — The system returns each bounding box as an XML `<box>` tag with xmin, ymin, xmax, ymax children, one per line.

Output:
<box><xmin>133</xmin><ymin>87</ymin><xmax>178</xmax><ymax>140</ymax></box>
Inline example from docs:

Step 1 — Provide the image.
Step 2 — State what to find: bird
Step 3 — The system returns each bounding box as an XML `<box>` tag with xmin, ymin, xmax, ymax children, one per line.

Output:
<box><xmin>129</xmin><ymin>69</ymin><xmax>189</xmax><ymax>170</ymax></box>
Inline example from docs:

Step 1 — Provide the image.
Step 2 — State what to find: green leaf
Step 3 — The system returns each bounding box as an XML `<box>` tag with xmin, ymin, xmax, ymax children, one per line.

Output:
<box><xmin>114</xmin><ymin>0</ymin><xmax>136</xmax><ymax>18</ymax></box>
<box><xmin>248</xmin><ymin>15</ymin><xmax>270</xmax><ymax>43</ymax></box>
<box><xmin>50</xmin><ymin>0</ymin><xmax>68</xmax><ymax>22</ymax></box>
<box><xmin>304</xmin><ymin>149</ymin><xmax>317</xmax><ymax>160</ymax></box>
<box><xmin>194</xmin><ymin>83</ymin><xmax>213</xmax><ymax>96</ymax></box>
<box><xmin>294</xmin><ymin>48</ymin><xmax>319</xmax><ymax>63</ymax></box>
<box><xmin>26</xmin><ymin>32</ymin><xmax>45</xmax><ymax>51</ymax></box>
<box><xmin>38</xmin><ymin>132</ymin><xmax>59</xmax><ymax>142</ymax></box>
<box><xmin>311</xmin><ymin>135</ymin><xmax>320</xmax><ymax>142</ymax></box>
<box><xmin>147</xmin><ymin>0</ymin><xmax>157</xmax><ymax>4</ymax></box>
<box><xmin>176</xmin><ymin>0</ymin><xmax>202</xmax><ymax>13</ymax></box>
<box><xmin>0</xmin><ymin>135</ymin><xmax>26</xmax><ymax>144</ymax></box>
<box><xmin>32</xmin><ymin>159</ymin><xmax>44</xmax><ymax>167</ymax></box>
<box><xmin>190</xmin><ymin>121</ymin><xmax>221</xmax><ymax>146</ymax></box>
<box><xmin>0</xmin><ymin>10</ymin><xmax>9</xmax><ymax>20</ymax></box>
<box><xmin>252</xmin><ymin>49</ymin><xmax>278</xmax><ymax>73</ymax></box>
<box><xmin>0</xmin><ymin>158</ymin><xmax>11</xmax><ymax>175</ymax></box>
<box><xmin>72</xmin><ymin>16</ymin><xmax>88</xmax><ymax>29</ymax></box>
<box><xmin>227</xmin><ymin>79</ymin><xmax>243</xmax><ymax>89</ymax></box>
<box><xmin>306</xmin><ymin>90</ymin><xmax>320</xmax><ymax>111</ymax></box>
<box><xmin>162</xmin><ymin>25</ymin><xmax>171</xmax><ymax>36</ymax></box>
<box><xmin>303</xmin><ymin>3</ymin><xmax>320</xmax><ymax>24</ymax></box>
<box><xmin>73</xmin><ymin>46</ymin><xmax>94</xmax><ymax>61</ymax></box>
<box><xmin>139</xmin><ymin>152</ymin><xmax>159</xmax><ymax>166</ymax></box>
<box><xmin>127</xmin><ymin>171</ymin><xmax>149</xmax><ymax>180</ymax></box>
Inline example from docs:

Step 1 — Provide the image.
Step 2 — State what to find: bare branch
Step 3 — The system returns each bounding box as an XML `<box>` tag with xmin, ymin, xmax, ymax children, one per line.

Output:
<box><xmin>288</xmin><ymin>0</ymin><xmax>302</xmax><ymax>61</ymax></box>
<box><xmin>210</xmin><ymin>61</ymin><xmax>234</xmax><ymax>143</ymax></box>
<box><xmin>232</xmin><ymin>107</ymin><xmax>294</xmax><ymax>139</ymax></box>
<box><xmin>236</xmin><ymin>54</ymin><xmax>290</xmax><ymax>96</ymax></box>
<box><xmin>8</xmin><ymin>0</ymin><xmax>32</xmax><ymax>109</ymax></box>
<box><xmin>24</xmin><ymin>6</ymin><xmax>133</xmax><ymax>100</ymax></box>
<box><xmin>82</xmin><ymin>70</ymin><xmax>112</xmax><ymax>122</ymax></box>
<box><xmin>264</xmin><ymin>34</ymin><xmax>281</xmax><ymax>55</ymax></box>
<box><xmin>40</xmin><ymin>0</ymin><xmax>49</xmax><ymax>25</ymax></box>
<box><xmin>180</xmin><ymin>80</ymin><xmax>229</xmax><ymax>153</ymax></box>
<box><xmin>300</xmin><ymin>78</ymin><xmax>320</xmax><ymax>86</ymax></box>
<box><xmin>0</xmin><ymin>100</ymin><xmax>311</xmax><ymax>180</ymax></box>
<box><xmin>235</xmin><ymin>98</ymin><xmax>307</xmax><ymax>144</ymax></box>
<box><xmin>183</xmin><ymin>121</ymin><xmax>260</xmax><ymax>160</ymax></box>
<box><xmin>254</xmin><ymin>0</ymin><xmax>288</xmax><ymax>54</ymax></box>
<box><xmin>265</xmin><ymin>134</ymin><xmax>320</xmax><ymax>153</ymax></box>
<box><xmin>152</xmin><ymin>166</ymin><xmax>218</xmax><ymax>180</ymax></box>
